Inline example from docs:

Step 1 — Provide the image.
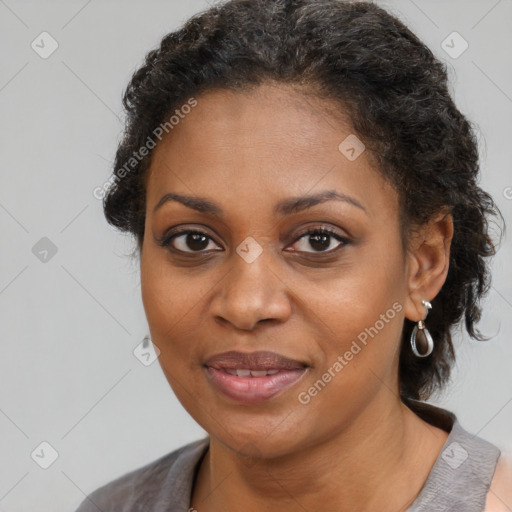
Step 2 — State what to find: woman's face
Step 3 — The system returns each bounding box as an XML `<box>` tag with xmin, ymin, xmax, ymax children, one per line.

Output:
<box><xmin>141</xmin><ymin>84</ymin><xmax>413</xmax><ymax>457</ymax></box>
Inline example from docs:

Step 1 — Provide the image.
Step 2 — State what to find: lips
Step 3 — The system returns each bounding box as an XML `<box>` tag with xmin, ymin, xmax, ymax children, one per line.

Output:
<box><xmin>204</xmin><ymin>350</ymin><xmax>308</xmax><ymax>403</ymax></box>
<box><xmin>225</xmin><ymin>368</ymin><xmax>280</xmax><ymax>377</ymax></box>
<box><xmin>205</xmin><ymin>350</ymin><xmax>307</xmax><ymax>371</ymax></box>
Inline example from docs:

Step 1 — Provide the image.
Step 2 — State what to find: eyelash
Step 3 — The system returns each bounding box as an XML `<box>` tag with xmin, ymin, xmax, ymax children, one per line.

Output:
<box><xmin>157</xmin><ymin>226</ymin><xmax>349</xmax><ymax>255</ymax></box>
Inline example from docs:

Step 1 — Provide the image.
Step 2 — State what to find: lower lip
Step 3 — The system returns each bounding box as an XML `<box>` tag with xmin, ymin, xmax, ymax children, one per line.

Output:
<box><xmin>205</xmin><ymin>367</ymin><xmax>308</xmax><ymax>403</ymax></box>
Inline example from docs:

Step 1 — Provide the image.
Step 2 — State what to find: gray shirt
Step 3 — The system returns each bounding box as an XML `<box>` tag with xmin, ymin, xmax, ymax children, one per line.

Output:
<box><xmin>75</xmin><ymin>405</ymin><xmax>501</xmax><ymax>511</ymax></box>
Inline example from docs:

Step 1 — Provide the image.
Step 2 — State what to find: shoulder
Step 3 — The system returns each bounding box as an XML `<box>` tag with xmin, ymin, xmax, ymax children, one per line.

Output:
<box><xmin>485</xmin><ymin>454</ymin><xmax>512</xmax><ymax>511</ymax></box>
<box><xmin>74</xmin><ymin>438</ymin><xmax>209</xmax><ymax>512</ymax></box>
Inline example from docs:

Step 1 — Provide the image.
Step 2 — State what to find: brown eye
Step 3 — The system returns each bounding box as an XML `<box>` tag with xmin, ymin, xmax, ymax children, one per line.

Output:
<box><xmin>288</xmin><ymin>227</ymin><xmax>348</xmax><ymax>254</ymax></box>
<box><xmin>161</xmin><ymin>230</ymin><xmax>222</xmax><ymax>253</ymax></box>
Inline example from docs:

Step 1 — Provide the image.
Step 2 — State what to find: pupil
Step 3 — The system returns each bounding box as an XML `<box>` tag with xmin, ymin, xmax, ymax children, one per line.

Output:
<box><xmin>310</xmin><ymin>233</ymin><xmax>329</xmax><ymax>251</ymax></box>
<box><xmin>187</xmin><ymin>233</ymin><xmax>209</xmax><ymax>251</ymax></box>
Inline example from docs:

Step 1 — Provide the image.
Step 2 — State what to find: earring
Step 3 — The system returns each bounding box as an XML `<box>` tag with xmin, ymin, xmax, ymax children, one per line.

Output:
<box><xmin>410</xmin><ymin>300</ymin><xmax>434</xmax><ymax>358</ymax></box>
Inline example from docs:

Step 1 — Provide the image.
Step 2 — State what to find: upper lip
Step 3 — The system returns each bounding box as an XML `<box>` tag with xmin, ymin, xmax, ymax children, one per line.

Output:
<box><xmin>204</xmin><ymin>350</ymin><xmax>308</xmax><ymax>371</ymax></box>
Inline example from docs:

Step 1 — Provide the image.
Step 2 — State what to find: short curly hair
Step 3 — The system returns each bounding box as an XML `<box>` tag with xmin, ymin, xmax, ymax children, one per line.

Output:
<box><xmin>103</xmin><ymin>0</ymin><xmax>502</xmax><ymax>402</ymax></box>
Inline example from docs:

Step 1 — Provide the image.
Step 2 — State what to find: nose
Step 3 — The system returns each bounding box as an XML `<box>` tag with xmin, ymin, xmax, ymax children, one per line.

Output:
<box><xmin>209</xmin><ymin>245</ymin><xmax>292</xmax><ymax>331</ymax></box>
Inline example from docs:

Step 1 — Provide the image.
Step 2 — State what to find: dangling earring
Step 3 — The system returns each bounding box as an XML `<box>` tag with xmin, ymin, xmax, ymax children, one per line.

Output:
<box><xmin>410</xmin><ymin>300</ymin><xmax>434</xmax><ymax>357</ymax></box>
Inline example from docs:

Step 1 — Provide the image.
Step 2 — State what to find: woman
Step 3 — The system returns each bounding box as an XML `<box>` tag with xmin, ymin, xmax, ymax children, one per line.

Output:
<box><xmin>76</xmin><ymin>0</ymin><xmax>511</xmax><ymax>510</ymax></box>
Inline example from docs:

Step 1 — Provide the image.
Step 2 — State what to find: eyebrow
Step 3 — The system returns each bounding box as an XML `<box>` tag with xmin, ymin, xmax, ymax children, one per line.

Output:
<box><xmin>153</xmin><ymin>189</ymin><xmax>367</xmax><ymax>216</ymax></box>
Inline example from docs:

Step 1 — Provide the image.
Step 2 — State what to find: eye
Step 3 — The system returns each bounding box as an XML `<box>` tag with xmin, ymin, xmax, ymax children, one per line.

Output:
<box><xmin>159</xmin><ymin>229</ymin><xmax>222</xmax><ymax>253</ymax></box>
<box><xmin>287</xmin><ymin>227</ymin><xmax>349</xmax><ymax>254</ymax></box>
<box><xmin>158</xmin><ymin>226</ymin><xmax>349</xmax><ymax>255</ymax></box>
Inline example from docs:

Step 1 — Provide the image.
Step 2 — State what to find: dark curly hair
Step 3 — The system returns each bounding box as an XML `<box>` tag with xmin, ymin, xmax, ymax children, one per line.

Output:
<box><xmin>102</xmin><ymin>0</ymin><xmax>503</xmax><ymax>403</ymax></box>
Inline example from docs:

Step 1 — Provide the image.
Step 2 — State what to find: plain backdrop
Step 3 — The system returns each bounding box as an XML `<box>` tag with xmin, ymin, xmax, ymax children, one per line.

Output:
<box><xmin>0</xmin><ymin>0</ymin><xmax>511</xmax><ymax>510</ymax></box>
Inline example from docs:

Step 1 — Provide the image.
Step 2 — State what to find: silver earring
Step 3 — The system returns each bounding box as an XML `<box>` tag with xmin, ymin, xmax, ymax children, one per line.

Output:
<box><xmin>410</xmin><ymin>300</ymin><xmax>434</xmax><ymax>358</ymax></box>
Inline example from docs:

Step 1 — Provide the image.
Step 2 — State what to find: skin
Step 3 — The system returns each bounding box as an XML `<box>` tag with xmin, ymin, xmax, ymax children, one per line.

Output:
<box><xmin>140</xmin><ymin>82</ymin><xmax>457</xmax><ymax>511</ymax></box>
<box><xmin>486</xmin><ymin>457</ymin><xmax>512</xmax><ymax>510</ymax></box>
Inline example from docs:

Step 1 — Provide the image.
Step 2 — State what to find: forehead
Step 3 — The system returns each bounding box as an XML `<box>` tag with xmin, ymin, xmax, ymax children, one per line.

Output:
<box><xmin>145</xmin><ymin>83</ymin><xmax>397</xmax><ymax>219</ymax></box>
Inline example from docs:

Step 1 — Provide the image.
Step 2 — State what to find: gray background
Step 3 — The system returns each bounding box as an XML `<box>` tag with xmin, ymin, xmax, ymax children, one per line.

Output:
<box><xmin>0</xmin><ymin>0</ymin><xmax>511</xmax><ymax>510</ymax></box>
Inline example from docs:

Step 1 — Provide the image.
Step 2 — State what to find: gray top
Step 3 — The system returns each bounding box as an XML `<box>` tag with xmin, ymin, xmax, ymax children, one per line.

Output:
<box><xmin>75</xmin><ymin>405</ymin><xmax>501</xmax><ymax>511</ymax></box>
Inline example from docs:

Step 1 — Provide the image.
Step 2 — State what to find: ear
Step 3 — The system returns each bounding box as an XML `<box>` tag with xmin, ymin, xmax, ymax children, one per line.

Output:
<box><xmin>403</xmin><ymin>210</ymin><xmax>454</xmax><ymax>322</ymax></box>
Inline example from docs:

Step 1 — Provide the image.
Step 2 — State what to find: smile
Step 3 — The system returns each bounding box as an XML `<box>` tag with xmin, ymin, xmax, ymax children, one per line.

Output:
<box><xmin>205</xmin><ymin>366</ymin><xmax>308</xmax><ymax>403</ymax></box>
<box><xmin>224</xmin><ymin>369</ymin><xmax>280</xmax><ymax>377</ymax></box>
<box><xmin>204</xmin><ymin>350</ymin><xmax>309</xmax><ymax>403</ymax></box>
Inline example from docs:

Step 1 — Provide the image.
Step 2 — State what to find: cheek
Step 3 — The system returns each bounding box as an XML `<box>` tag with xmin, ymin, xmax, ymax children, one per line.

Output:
<box><xmin>305</xmin><ymin>250</ymin><xmax>405</xmax><ymax>339</ymax></box>
<box><xmin>296</xmin><ymin>296</ymin><xmax>405</xmax><ymax>426</ymax></box>
<box><xmin>140</xmin><ymin>265</ymin><xmax>208</xmax><ymax>412</ymax></box>
<box><xmin>296</xmin><ymin>244</ymin><xmax>407</xmax><ymax>393</ymax></box>
<box><xmin>140</xmin><ymin>254</ymin><xmax>206</xmax><ymax>362</ymax></box>
<box><xmin>305</xmin><ymin>280</ymin><xmax>404</xmax><ymax>373</ymax></box>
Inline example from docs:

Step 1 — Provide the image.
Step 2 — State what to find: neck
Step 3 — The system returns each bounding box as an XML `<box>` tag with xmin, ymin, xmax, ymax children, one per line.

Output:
<box><xmin>192</xmin><ymin>394</ymin><xmax>449</xmax><ymax>512</ymax></box>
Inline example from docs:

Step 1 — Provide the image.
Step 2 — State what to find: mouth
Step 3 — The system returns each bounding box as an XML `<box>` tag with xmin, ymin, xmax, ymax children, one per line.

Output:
<box><xmin>204</xmin><ymin>350</ymin><xmax>309</xmax><ymax>403</ymax></box>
